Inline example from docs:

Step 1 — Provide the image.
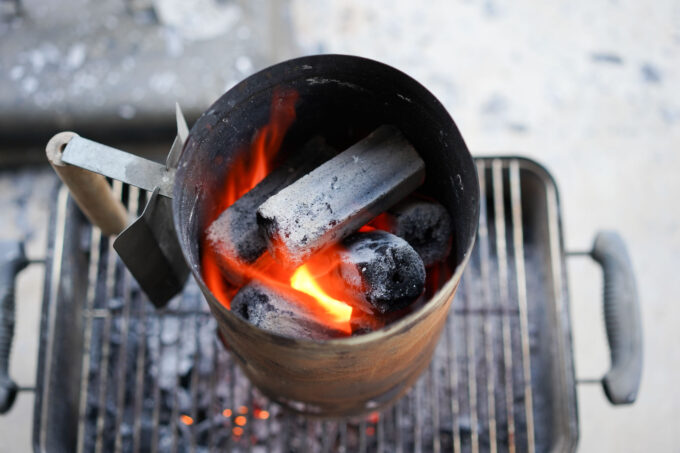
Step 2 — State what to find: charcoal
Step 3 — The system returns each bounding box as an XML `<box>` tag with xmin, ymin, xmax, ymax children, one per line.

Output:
<box><xmin>207</xmin><ymin>137</ymin><xmax>336</xmax><ymax>265</ymax></box>
<box><xmin>386</xmin><ymin>198</ymin><xmax>453</xmax><ymax>266</ymax></box>
<box><xmin>231</xmin><ymin>283</ymin><xmax>345</xmax><ymax>340</ymax></box>
<box><xmin>257</xmin><ymin>125</ymin><xmax>425</xmax><ymax>265</ymax></box>
<box><xmin>338</xmin><ymin>231</ymin><xmax>426</xmax><ymax>314</ymax></box>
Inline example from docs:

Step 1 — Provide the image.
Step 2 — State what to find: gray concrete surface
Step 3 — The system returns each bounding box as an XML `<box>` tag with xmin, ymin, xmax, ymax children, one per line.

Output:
<box><xmin>1</xmin><ymin>0</ymin><xmax>679</xmax><ymax>451</ymax></box>
<box><xmin>0</xmin><ymin>0</ymin><xmax>292</xmax><ymax>143</ymax></box>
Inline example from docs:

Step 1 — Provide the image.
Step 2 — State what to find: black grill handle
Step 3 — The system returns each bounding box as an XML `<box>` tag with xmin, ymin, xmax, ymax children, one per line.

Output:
<box><xmin>590</xmin><ymin>231</ymin><xmax>642</xmax><ymax>405</ymax></box>
<box><xmin>0</xmin><ymin>240</ymin><xmax>28</xmax><ymax>414</ymax></box>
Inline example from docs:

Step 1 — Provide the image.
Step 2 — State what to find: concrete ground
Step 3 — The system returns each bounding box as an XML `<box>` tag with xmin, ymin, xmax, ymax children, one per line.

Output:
<box><xmin>2</xmin><ymin>0</ymin><xmax>679</xmax><ymax>451</ymax></box>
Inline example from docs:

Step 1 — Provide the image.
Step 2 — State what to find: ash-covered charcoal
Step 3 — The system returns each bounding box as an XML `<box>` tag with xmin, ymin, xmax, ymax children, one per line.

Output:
<box><xmin>386</xmin><ymin>198</ymin><xmax>453</xmax><ymax>266</ymax></box>
<box><xmin>231</xmin><ymin>283</ymin><xmax>346</xmax><ymax>340</ymax></box>
<box><xmin>257</xmin><ymin>125</ymin><xmax>425</xmax><ymax>266</ymax></box>
<box><xmin>338</xmin><ymin>231</ymin><xmax>426</xmax><ymax>314</ymax></box>
<box><xmin>206</xmin><ymin>137</ymin><xmax>336</xmax><ymax>266</ymax></box>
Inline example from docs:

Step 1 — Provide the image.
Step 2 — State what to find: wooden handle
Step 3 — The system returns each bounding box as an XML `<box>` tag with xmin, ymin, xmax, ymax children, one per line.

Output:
<box><xmin>46</xmin><ymin>132</ymin><xmax>129</xmax><ymax>236</ymax></box>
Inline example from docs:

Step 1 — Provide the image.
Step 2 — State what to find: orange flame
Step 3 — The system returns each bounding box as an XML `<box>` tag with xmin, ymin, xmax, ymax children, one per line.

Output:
<box><xmin>199</xmin><ymin>88</ymin><xmax>437</xmax><ymax>336</ymax></box>
<box><xmin>201</xmin><ymin>88</ymin><xmax>298</xmax><ymax>310</ymax></box>
<box><xmin>291</xmin><ymin>265</ymin><xmax>353</xmax><ymax>333</ymax></box>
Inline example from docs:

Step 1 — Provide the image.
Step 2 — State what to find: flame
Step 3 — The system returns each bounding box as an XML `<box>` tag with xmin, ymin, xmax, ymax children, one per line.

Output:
<box><xmin>199</xmin><ymin>87</ymin><xmax>357</xmax><ymax>332</ymax></box>
<box><xmin>200</xmin><ymin>88</ymin><xmax>448</xmax><ymax>336</ymax></box>
<box><xmin>291</xmin><ymin>265</ymin><xmax>353</xmax><ymax>332</ymax></box>
<box><xmin>201</xmin><ymin>88</ymin><xmax>298</xmax><ymax>309</ymax></box>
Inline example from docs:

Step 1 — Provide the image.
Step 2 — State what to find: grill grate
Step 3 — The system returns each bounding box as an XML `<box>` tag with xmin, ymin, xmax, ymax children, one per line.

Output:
<box><xmin>40</xmin><ymin>158</ymin><xmax>572</xmax><ymax>453</ymax></box>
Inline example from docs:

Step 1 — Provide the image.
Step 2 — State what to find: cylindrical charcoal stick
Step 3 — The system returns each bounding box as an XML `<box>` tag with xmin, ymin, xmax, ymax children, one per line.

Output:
<box><xmin>257</xmin><ymin>125</ymin><xmax>425</xmax><ymax>266</ymax></box>
<box><xmin>207</xmin><ymin>137</ymin><xmax>336</xmax><ymax>266</ymax></box>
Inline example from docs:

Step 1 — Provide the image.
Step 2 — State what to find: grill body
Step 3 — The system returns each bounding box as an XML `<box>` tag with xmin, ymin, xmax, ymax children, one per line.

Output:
<box><xmin>33</xmin><ymin>157</ymin><xmax>577</xmax><ymax>453</ymax></box>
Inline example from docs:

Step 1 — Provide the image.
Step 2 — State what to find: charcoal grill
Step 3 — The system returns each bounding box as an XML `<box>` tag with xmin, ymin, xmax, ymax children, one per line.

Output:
<box><xmin>0</xmin><ymin>158</ymin><xmax>641</xmax><ymax>452</ymax></box>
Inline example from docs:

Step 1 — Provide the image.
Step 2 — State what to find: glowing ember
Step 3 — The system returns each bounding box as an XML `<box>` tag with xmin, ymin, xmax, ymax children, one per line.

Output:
<box><xmin>234</xmin><ymin>415</ymin><xmax>247</xmax><ymax>426</ymax></box>
<box><xmin>232</xmin><ymin>427</ymin><xmax>243</xmax><ymax>436</ymax></box>
<box><xmin>291</xmin><ymin>265</ymin><xmax>353</xmax><ymax>332</ymax></box>
<box><xmin>238</xmin><ymin>406</ymin><xmax>248</xmax><ymax>414</ymax></box>
<box><xmin>180</xmin><ymin>414</ymin><xmax>194</xmax><ymax>425</ymax></box>
<box><xmin>222</xmin><ymin>409</ymin><xmax>232</xmax><ymax>417</ymax></box>
<box><xmin>257</xmin><ymin>410</ymin><xmax>270</xmax><ymax>420</ymax></box>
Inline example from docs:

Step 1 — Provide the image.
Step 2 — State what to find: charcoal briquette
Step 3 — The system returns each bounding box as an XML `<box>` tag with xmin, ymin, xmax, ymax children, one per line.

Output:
<box><xmin>230</xmin><ymin>283</ymin><xmax>344</xmax><ymax>340</ymax></box>
<box><xmin>338</xmin><ymin>231</ymin><xmax>426</xmax><ymax>314</ymax></box>
<box><xmin>257</xmin><ymin>125</ymin><xmax>425</xmax><ymax>265</ymax></box>
<box><xmin>386</xmin><ymin>198</ymin><xmax>453</xmax><ymax>266</ymax></box>
<box><xmin>207</xmin><ymin>137</ymin><xmax>336</xmax><ymax>265</ymax></box>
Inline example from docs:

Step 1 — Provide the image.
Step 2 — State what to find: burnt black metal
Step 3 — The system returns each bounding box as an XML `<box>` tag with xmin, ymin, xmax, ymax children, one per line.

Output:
<box><xmin>0</xmin><ymin>240</ymin><xmax>28</xmax><ymax>413</ymax></box>
<box><xmin>113</xmin><ymin>188</ymin><xmax>189</xmax><ymax>308</ymax></box>
<box><xmin>33</xmin><ymin>158</ymin><xmax>581</xmax><ymax>453</ymax></box>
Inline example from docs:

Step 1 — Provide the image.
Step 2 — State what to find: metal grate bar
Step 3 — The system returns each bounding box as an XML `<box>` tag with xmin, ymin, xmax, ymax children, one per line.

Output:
<box><xmin>545</xmin><ymin>169</ymin><xmax>578</xmax><ymax>451</ymax></box>
<box><xmin>189</xmin><ymin>316</ymin><xmax>201</xmax><ymax>453</ymax></box>
<box><xmin>492</xmin><ymin>160</ymin><xmax>517</xmax><ymax>453</ymax></box>
<box><xmin>114</xmin><ymin>186</ymin><xmax>139</xmax><ymax>453</ymax></box>
<box><xmin>476</xmin><ymin>160</ymin><xmax>498</xmax><ymax>453</ymax></box>
<box><xmin>339</xmin><ymin>420</ymin><xmax>347</xmax><ymax>452</ymax></box>
<box><xmin>377</xmin><ymin>410</ymin><xmax>385</xmax><ymax>453</ymax></box>
<box><xmin>131</xmin><ymin>188</ymin><xmax>149</xmax><ymax>453</ymax></box>
<box><xmin>94</xmin><ymin>180</ymin><xmax>124</xmax><ymax>453</ymax></box>
<box><xmin>463</xmin><ymin>271</ymin><xmax>480</xmax><ymax>453</ymax></box>
<box><xmin>359</xmin><ymin>420</ymin><xmax>368</xmax><ymax>453</ymax></box>
<box><xmin>76</xmin><ymin>196</ymin><xmax>102</xmax><ymax>453</ymax></box>
<box><xmin>509</xmin><ymin>161</ymin><xmax>536</xmax><ymax>453</ymax></box>
<box><xmin>228</xmin><ymin>355</ymin><xmax>237</xmax><ymax>450</ymax></box>
<box><xmin>170</xmin><ymin>314</ymin><xmax>183</xmax><ymax>453</ymax></box>
<box><xmin>445</xmin><ymin>313</ymin><xmax>462</xmax><ymax>453</ymax></box>
<box><xmin>208</xmin><ymin>336</ymin><xmax>218</xmax><ymax>452</ymax></box>
<box><xmin>414</xmin><ymin>377</ymin><xmax>423</xmax><ymax>453</ymax></box>
<box><xmin>394</xmin><ymin>395</ymin><xmax>403</xmax><ymax>453</ymax></box>
<box><xmin>430</xmin><ymin>354</ymin><xmax>441</xmax><ymax>453</ymax></box>
<box><xmin>131</xmin><ymin>195</ymin><xmax>149</xmax><ymax>453</ymax></box>
<box><xmin>150</xmin><ymin>315</ymin><xmax>163</xmax><ymax>453</ymax></box>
